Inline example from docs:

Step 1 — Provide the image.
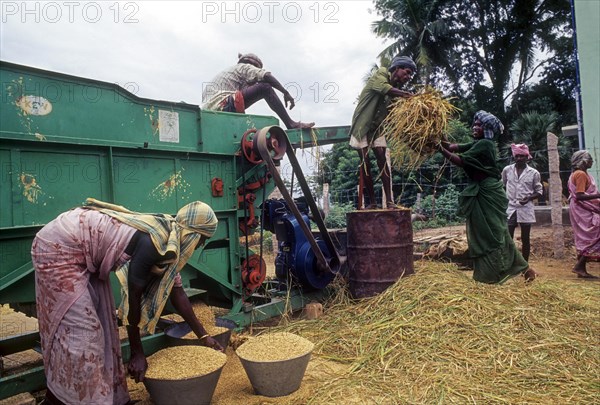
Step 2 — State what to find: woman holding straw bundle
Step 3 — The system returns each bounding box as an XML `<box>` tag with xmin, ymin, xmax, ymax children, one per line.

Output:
<box><xmin>349</xmin><ymin>55</ymin><xmax>417</xmax><ymax>209</ymax></box>
<box><xmin>567</xmin><ymin>150</ymin><xmax>600</xmax><ymax>279</ymax></box>
<box><xmin>437</xmin><ymin>111</ymin><xmax>537</xmax><ymax>284</ymax></box>
<box><xmin>32</xmin><ymin>198</ymin><xmax>223</xmax><ymax>405</ymax></box>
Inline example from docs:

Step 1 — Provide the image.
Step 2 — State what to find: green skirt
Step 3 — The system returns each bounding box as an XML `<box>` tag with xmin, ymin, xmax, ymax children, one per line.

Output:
<box><xmin>458</xmin><ymin>177</ymin><xmax>528</xmax><ymax>284</ymax></box>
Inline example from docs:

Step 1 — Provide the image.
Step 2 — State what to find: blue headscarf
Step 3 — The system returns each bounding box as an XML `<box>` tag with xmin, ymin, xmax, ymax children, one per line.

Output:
<box><xmin>389</xmin><ymin>56</ymin><xmax>417</xmax><ymax>73</ymax></box>
<box><xmin>473</xmin><ymin>110</ymin><xmax>504</xmax><ymax>139</ymax></box>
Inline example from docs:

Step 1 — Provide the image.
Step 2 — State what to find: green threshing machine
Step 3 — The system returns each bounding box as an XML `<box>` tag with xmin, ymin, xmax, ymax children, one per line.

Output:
<box><xmin>0</xmin><ymin>61</ymin><xmax>350</xmax><ymax>398</ymax></box>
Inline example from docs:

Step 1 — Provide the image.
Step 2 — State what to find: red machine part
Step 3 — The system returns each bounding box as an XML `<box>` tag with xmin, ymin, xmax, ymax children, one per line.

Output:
<box><xmin>241</xmin><ymin>129</ymin><xmax>262</xmax><ymax>164</ymax></box>
<box><xmin>211</xmin><ymin>177</ymin><xmax>224</xmax><ymax>197</ymax></box>
<box><xmin>241</xmin><ymin>127</ymin><xmax>286</xmax><ymax>164</ymax></box>
<box><xmin>241</xmin><ymin>254</ymin><xmax>266</xmax><ymax>294</ymax></box>
<box><xmin>238</xmin><ymin>193</ymin><xmax>259</xmax><ymax>235</ymax></box>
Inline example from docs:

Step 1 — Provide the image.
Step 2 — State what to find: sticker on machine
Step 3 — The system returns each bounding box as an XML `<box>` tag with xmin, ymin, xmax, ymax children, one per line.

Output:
<box><xmin>16</xmin><ymin>95</ymin><xmax>52</xmax><ymax>116</ymax></box>
<box><xmin>158</xmin><ymin>110</ymin><xmax>180</xmax><ymax>143</ymax></box>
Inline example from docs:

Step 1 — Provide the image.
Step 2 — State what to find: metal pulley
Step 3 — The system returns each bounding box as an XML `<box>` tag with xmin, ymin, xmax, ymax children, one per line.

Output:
<box><xmin>241</xmin><ymin>128</ymin><xmax>286</xmax><ymax>164</ymax></box>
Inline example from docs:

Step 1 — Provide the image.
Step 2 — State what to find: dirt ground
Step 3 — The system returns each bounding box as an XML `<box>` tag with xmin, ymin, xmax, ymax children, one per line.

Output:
<box><xmin>413</xmin><ymin>223</ymin><xmax>600</xmax><ymax>281</ymax></box>
<box><xmin>1</xmin><ymin>223</ymin><xmax>597</xmax><ymax>404</ymax></box>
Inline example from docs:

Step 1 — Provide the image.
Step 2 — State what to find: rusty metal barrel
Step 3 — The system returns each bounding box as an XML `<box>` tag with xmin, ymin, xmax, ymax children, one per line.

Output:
<box><xmin>346</xmin><ymin>209</ymin><xmax>414</xmax><ymax>298</ymax></box>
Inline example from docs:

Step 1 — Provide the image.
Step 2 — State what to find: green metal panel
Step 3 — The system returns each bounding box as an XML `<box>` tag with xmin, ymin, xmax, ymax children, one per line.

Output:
<box><xmin>573</xmin><ymin>0</ymin><xmax>600</xmax><ymax>182</ymax></box>
<box><xmin>287</xmin><ymin>125</ymin><xmax>351</xmax><ymax>148</ymax></box>
<box><xmin>1</xmin><ymin>62</ymin><xmax>202</xmax><ymax>151</ymax></box>
<box><xmin>200</xmin><ymin>110</ymin><xmax>278</xmax><ymax>154</ymax></box>
<box><xmin>0</xmin><ymin>60</ymin><xmax>357</xmax><ymax>401</ymax></box>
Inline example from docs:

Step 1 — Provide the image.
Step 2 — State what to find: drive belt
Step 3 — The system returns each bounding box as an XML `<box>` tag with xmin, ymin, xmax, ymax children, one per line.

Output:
<box><xmin>255</xmin><ymin>126</ymin><xmax>344</xmax><ymax>275</ymax></box>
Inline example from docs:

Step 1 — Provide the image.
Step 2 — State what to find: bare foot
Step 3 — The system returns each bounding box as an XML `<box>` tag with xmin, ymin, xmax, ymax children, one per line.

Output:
<box><xmin>571</xmin><ymin>269</ymin><xmax>599</xmax><ymax>279</ymax></box>
<box><xmin>288</xmin><ymin>121</ymin><xmax>315</xmax><ymax>129</ymax></box>
<box><xmin>386</xmin><ymin>201</ymin><xmax>399</xmax><ymax>209</ymax></box>
<box><xmin>522</xmin><ymin>267</ymin><xmax>537</xmax><ymax>282</ymax></box>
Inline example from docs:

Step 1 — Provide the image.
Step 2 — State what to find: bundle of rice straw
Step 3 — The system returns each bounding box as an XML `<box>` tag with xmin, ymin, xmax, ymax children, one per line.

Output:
<box><xmin>381</xmin><ymin>86</ymin><xmax>460</xmax><ymax>170</ymax></box>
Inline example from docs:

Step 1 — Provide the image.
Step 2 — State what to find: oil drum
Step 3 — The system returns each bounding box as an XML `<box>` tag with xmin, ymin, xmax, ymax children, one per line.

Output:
<box><xmin>346</xmin><ymin>209</ymin><xmax>414</xmax><ymax>298</ymax></box>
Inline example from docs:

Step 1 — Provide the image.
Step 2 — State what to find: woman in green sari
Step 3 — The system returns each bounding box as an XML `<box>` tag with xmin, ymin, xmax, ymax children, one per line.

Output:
<box><xmin>438</xmin><ymin>111</ymin><xmax>537</xmax><ymax>283</ymax></box>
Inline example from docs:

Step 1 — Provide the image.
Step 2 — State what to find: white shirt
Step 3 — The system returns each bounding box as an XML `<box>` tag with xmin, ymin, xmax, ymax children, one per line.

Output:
<box><xmin>501</xmin><ymin>163</ymin><xmax>543</xmax><ymax>223</ymax></box>
<box><xmin>202</xmin><ymin>63</ymin><xmax>268</xmax><ymax>110</ymax></box>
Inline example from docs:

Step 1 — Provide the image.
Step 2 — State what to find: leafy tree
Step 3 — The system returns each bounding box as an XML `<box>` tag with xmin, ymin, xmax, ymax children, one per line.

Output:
<box><xmin>371</xmin><ymin>0</ymin><xmax>455</xmax><ymax>86</ymax></box>
<box><xmin>372</xmin><ymin>0</ymin><xmax>573</xmax><ymax>118</ymax></box>
<box><xmin>447</xmin><ymin>0</ymin><xmax>572</xmax><ymax>116</ymax></box>
<box><xmin>504</xmin><ymin>111</ymin><xmax>573</xmax><ymax>177</ymax></box>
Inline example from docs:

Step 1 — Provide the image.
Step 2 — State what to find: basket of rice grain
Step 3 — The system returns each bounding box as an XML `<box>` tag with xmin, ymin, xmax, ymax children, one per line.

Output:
<box><xmin>165</xmin><ymin>318</ymin><xmax>236</xmax><ymax>349</ymax></box>
<box><xmin>235</xmin><ymin>332</ymin><xmax>314</xmax><ymax>397</ymax></box>
<box><xmin>143</xmin><ymin>346</ymin><xmax>227</xmax><ymax>405</ymax></box>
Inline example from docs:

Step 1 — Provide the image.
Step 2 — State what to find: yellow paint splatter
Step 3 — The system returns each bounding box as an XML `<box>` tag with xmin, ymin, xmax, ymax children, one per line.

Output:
<box><xmin>149</xmin><ymin>170</ymin><xmax>192</xmax><ymax>201</ymax></box>
<box><xmin>144</xmin><ymin>106</ymin><xmax>159</xmax><ymax>136</ymax></box>
<box><xmin>20</xmin><ymin>173</ymin><xmax>43</xmax><ymax>203</ymax></box>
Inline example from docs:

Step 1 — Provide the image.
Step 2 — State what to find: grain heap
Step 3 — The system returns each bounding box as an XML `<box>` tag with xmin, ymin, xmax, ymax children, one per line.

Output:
<box><xmin>381</xmin><ymin>87</ymin><xmax>460</xmax><ymax>170</ymax></box>
<box><xmin>270</xmin><ymin>262</ymin><xmax>600</xmax><ymax>404</ymax></box>
<box><xmin>145</xmin><ymin>346</ymin><xmax>226</xmax><ymax>380</ymax></box>
<box><xmin>166</xmin><ymin>301</ymin><xmax>229</xmax><ymax>338</ymax></box>
<box><xmin>236</xmin><ymin>332</ymin><xmax>314</xmax><ymax>361</ymax></box>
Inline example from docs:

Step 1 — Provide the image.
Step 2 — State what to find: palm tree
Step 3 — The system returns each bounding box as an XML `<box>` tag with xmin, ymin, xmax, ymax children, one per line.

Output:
<box><xmin>371</xmin><ymin>0</ymin><xmax>454</xmax><ymax>86</ymax></box>
<box><xmin>505</xmin><ymin>111</ymin><xmax>572</xmax><ymax>175</ymax></box>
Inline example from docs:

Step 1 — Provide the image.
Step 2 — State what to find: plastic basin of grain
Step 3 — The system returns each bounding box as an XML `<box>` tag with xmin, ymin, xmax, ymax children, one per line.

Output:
<box><xmin>235</xmin><ymin>332</ymin><xmax>314</xmax><ymax>397</ymax></box>
<box><xmin>143</xmin><ymin>346</ymin><xmax>227</xmax><ymax>405</ymax></box>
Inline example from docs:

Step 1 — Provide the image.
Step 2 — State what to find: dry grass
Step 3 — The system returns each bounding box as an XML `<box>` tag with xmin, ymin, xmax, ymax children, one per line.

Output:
<box><xmin>268</xmin><ymin>261</ymin><xmax>600</xmax><ymax>404</ymax></box>
<box><xmin>382</xmin><ymin>87</ymin><xmax>460</xmax><ymax>170</ymax></box>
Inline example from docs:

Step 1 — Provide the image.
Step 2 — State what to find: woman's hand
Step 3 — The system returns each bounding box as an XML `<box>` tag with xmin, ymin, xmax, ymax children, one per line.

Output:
<box><xmin>202</xmin><ymin>335</ymin><xmax>225</xmax><ymax>353</ymax></box>
<box><xmin>128</xmin><ymin>351</ymin><xmax>148</xmax><ymax>382</ymax></box>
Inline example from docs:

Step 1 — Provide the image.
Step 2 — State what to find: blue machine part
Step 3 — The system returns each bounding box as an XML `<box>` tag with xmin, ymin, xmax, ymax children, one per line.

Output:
<box><xmin>263</xmin><ymin>199</ymin><xmax>335</xmax><ymax>290</ymax></box>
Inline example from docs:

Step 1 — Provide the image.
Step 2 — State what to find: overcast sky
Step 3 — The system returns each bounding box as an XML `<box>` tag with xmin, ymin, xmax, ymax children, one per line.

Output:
<box><xmin>1</xmin><ymin>1</ymin><xmax>391</xmax><ymax>127</ymax></box>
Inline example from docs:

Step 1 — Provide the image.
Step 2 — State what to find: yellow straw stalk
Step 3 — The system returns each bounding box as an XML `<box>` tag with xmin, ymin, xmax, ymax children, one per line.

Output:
<box><xmin>382</xmin><ymin>87</ymin><xmax>460</xmax><ymax>170</ymax></box>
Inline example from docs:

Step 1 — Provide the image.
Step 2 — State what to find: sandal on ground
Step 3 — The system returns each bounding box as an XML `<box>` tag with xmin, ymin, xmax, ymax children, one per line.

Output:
<box><xmin>385</xmin><ymin>201</ymin><xmax>399</xmax><ymax>209</ymax></box>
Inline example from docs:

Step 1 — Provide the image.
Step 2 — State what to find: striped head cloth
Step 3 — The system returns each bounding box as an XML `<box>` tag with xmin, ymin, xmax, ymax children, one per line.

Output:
<box><xmin>474</xmin><ymin>110</ymin><xmax>504</xmax><ymax>139</ymax></box>
<box><xmin>83</xmin><ymin>198</ymin><xmax>218</xmax><ymax>333</ymax></box>
<box><xmin>571</xmin><ymin>150</ymin><xmax>592</xmax><ymax>171</ymax></box>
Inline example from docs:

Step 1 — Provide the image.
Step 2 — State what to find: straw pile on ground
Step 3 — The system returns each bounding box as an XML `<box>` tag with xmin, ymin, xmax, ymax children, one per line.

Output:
<box><xmin>381</xmin><ymin>87</ymin><xmax>460</xmax><ymax>170</ymax></box>
<box><xmin>270</xmin><ymin>262</ymin><xmax>600</xmax><ymax>404</ymax></box>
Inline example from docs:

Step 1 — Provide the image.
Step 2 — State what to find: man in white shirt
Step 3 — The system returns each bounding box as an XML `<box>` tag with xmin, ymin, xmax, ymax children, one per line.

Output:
<box><xmin>202</xmin><ymin>53</ymin><xmax>314</xmax><ymax>129</ymax></box>
<box><xmin>501</xmin><ymin>143</ymin><xmax>543</xmax><ymax>261</ymax></box>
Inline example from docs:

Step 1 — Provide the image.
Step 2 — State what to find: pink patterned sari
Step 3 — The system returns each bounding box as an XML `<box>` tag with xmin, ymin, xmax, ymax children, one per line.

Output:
<box><xmin>31</xmin><ymin>208</ymin><xmax>136</xmax><ymax>405</ymax></box>
<box><xmin>568</xmin><ymin>171</ymin><xmax>600</xmax><ymax>260</ymax></box>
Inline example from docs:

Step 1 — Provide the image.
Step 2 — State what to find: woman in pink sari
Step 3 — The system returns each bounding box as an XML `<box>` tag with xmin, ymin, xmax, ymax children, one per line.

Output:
<box><xmin>568</xmin><ymin>150</ymin><xmax>600</xmax><ymax>279</ymax></box>
<box><xmin>32</xmin><ymin>198</ymin><xmax>222</xmax><ymax>404</ymax></box>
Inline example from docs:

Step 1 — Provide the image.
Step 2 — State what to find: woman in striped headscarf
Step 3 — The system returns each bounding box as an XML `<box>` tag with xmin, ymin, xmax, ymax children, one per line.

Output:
<box><xmin>31</xmin><ymin>198</ymin><xmax>220</xmax><ymax>405</ymax></box>
<box><xmin>438</xmin><ymin>111</ymin><xmax>537</xmax><ymax>284</ymax></box>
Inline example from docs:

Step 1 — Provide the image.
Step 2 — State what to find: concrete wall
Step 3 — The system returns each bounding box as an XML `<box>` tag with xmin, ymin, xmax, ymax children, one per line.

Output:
<box><xmin>573</xmin><ymin>0</ymin><xmax>600</xmax><ymax>183</ymax></box>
